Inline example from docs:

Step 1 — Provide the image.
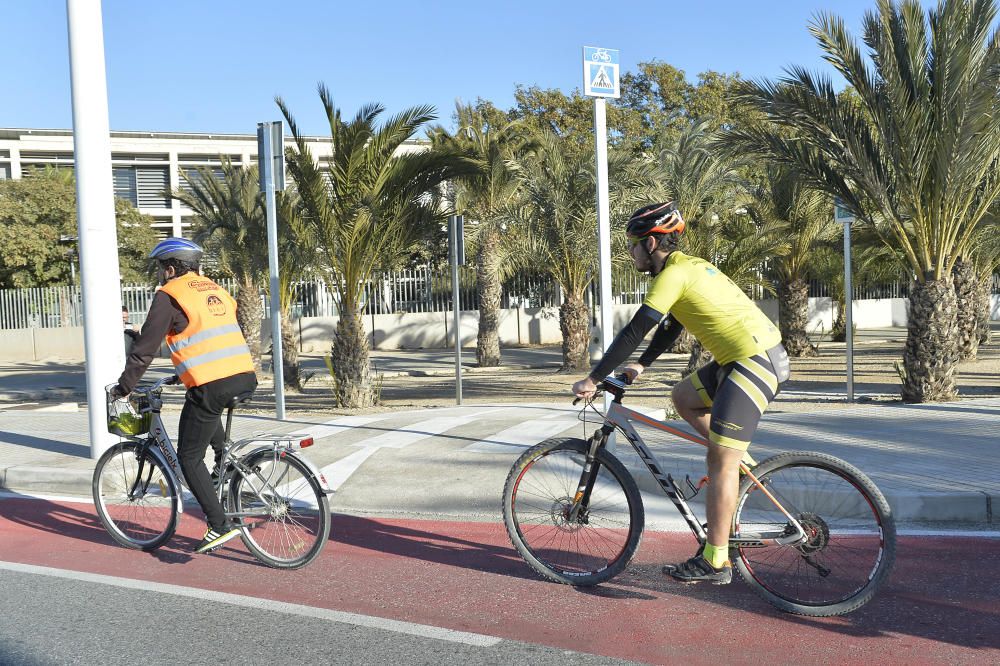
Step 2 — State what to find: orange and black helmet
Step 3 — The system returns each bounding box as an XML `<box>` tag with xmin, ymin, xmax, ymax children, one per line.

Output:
<box><xmin>626</xmin><ymin>202</ymin><xmax>685</xmax><ymax>241</ymax></box>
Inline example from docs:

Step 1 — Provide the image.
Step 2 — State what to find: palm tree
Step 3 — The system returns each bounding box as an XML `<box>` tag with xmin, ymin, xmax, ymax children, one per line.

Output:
<box><xmin>172</xmin><ymin>160</ymin><xmax>267</xmax><ymax>374</ymax></box>
<box><xmin>507</xmin><ymin>130</ymin><xmax>660</xmax><ymax>371</ymax></box>
<box><xmin>729</xmin><ymin>0</ymin><xmax>1000</xmax><ymax>402</ymax></box>
<box><xmin>278</xmin><ymin>86</ymin><xmax>473</xmax><ymax>407</ymax></box>
<box><xmin>746</xmin><ymin>166</ymin><xmax>837</xmax><ymax>357</ymax></box>
<box><xmin>430</xmin><ymin>103</ymin><xmax>531</xmax><ymax>367</ymax></box>
<box><xmin>959</xmin><ymin>214</ymin><xmax>1000</xmax><ymax>350</ymax></box>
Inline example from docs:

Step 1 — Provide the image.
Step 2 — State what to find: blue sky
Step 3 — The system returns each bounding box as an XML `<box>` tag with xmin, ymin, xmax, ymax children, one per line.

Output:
<box><xmin>5</xmin><ymin>1</ymin><xmax>931</xmax><ymax>136</ymax></box>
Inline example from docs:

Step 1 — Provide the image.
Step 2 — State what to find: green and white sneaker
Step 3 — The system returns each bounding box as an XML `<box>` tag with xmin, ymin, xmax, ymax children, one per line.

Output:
<box><xmin>194</xmin><ymin>523</ymin><xmax>241</xmax><ymax>554</ymax></box>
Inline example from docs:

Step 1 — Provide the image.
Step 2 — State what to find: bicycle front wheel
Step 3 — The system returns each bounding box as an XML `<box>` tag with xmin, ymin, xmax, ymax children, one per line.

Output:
<box><xmin>503</xmin><ymin>437</ymin><xmax>644</xmax><ymax>586</ymax></box>
<box><xmin>732</xmin><ymin>451</ymin><xmax>896</xmax><ymax>616</ymax></box>
<box><xmin>228</xmin><ymin>450</ymin><xmax>331</xmax><ymax>569</ymax></box>
<box><xmin>92</xmin><ymin>441</ymin><xmax>179</xmax><ymax>551</ymax></box>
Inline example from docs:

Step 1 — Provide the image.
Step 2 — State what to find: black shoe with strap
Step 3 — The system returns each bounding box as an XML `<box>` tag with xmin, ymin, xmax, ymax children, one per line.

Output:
<box><xmin>663</xmin><ymin>552</ymin><xmax>732</xmax><ymax>585</ymax></box>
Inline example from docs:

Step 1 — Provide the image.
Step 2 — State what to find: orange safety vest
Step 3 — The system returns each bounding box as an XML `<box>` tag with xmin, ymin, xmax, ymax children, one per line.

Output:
<box><xmin>159</xmin><ymin>275</ymin><xmax>255</xmax><ymax>388</ymax></box>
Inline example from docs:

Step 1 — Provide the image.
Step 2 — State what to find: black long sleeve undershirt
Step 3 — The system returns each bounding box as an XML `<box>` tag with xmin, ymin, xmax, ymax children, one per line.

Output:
<box><xmin>588</xmin><ymin>307</ymin><xmax>685</xmax><ymax>381</ymax></box>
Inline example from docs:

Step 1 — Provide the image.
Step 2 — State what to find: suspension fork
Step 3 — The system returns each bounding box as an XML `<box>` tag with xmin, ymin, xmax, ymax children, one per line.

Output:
<box><xmin>567</xmin><ymin>425</ymin><xmax>613</xmax><ymax>522</ymax></box>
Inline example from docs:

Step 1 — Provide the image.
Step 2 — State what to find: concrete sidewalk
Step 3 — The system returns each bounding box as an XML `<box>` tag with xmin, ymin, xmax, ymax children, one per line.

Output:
<box><xmin>0</xmin><ymin>395</ymin><xmax>997</xmax><ymax>526</ymax></box>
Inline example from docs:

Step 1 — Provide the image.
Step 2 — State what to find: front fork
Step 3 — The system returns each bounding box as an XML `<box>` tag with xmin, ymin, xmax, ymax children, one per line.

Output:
<box><xmin>567</xmin><ymin>426</ymin><xmax>614</xmax><ymax>523</ymax></box>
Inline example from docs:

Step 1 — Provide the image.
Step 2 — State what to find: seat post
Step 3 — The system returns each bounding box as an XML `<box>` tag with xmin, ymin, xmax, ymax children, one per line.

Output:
<box><xmin>224</xmin><ymin>405</ymin><xmax>235</xmax><ymax>442</ymax></box>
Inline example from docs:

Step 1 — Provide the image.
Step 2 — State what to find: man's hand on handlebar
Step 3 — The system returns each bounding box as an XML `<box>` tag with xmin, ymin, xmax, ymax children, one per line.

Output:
<box><xmin>109</xmin><ymin>384</ymin><xmax>129</xmax><ymax>400</ymax></box>
<box><xmin>572</xmin><ymin>376</ymin><xmax>598</xmax><ymax>399</ymax></box>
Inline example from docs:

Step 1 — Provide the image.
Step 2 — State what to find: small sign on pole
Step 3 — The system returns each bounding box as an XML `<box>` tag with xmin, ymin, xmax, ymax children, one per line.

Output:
<box><xmin>584</xmin><ymin>45</ymin><xmax>619</xmax><ymax>444</ymax></box>
<box><xmin>258</xmin><ymin>121</ymin><xmax>286</xmax><ymax>419</ymax></box>
<box><xmin>834</xmin><ymin>197</ymin><xmax>856</xmax><ymax>403</ymax></box>
<box><xmin>583</xmin><ymin>46</ymin><xmax>621</xmax><ymax>99</ymax></box>
<box><xmin>449</xmin><ymin>215</ymin><xmax>465</xmax><ymax>405</ymax></box>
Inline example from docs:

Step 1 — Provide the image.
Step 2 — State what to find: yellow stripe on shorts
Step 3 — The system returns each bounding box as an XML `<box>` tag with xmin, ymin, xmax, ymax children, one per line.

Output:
<box><xmin>729</xmin><ymin>370</ymin><xmax>768</xmax><ymax>414</ymax></box>
<box><xmin>690</xmin><ymin>372</ymin><xmax>713</xmax><ymax>407</ymax></box>
<box><xmin>737</xmin><ymin>357</ymin><xmax>778</xmax><ymax>394</ymax></box>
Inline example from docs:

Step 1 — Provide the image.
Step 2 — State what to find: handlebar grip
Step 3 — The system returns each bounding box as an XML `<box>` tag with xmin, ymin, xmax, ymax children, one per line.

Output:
<box><xmin>164</xmin><ymin>374</ymin><xmax>181</xmax><ymax>386</ymax></box>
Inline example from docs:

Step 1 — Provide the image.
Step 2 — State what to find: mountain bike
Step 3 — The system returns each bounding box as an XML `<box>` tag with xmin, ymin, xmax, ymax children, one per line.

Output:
<box><xmin>502</xmin><ymin>376</ymin><xmax>896</xmax><ymax>616</ymax></box>
<box><xmin>93</xmin><ymin>375</ymin><xmax>332</xmax><ymax>569</ymax></box>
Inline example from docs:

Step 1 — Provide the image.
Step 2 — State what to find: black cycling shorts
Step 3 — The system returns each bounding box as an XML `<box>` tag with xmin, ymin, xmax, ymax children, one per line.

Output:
<box><xmin>687</xmin><ymin>344</ymin><xmax>790</xmax><ymax>451</ymax></box>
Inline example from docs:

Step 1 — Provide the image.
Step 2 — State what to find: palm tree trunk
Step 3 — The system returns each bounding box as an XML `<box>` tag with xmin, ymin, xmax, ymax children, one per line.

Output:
<box><xmin>831</xmin><ymin>295</ymin><xmax>847</xmax><ymax>343</ymax></box>
<box><xmin>331</xmin><ymin>308</ymin><xmax>375</xmax><ymax>408</ymax></box>
<box><xmin>953</xmin><ymin>258</ymin><xmax>980</xmax><ymax>360</ymax></box>
<box><xmin>975</xmin><ymin>275</ymin><xmax>992</xmax><ymax>346</ymax></box>
<box><xmin>559</xmin><ymin>294</ymin><xmax>590</xmax><ymax>372</ymax></box>
<box><xmin>901</xmin><ymin>278</ymin><xmax>959</xmax><ymax>403</ymax></box>
<box><xmin>281</xmin><ymin>313</ymin><xmax>301</xmax><ymax>391</ymax></box>
<box><xmin>476</xmin><ymin>228</ymin><xmax>502</xmax><ymax>367</ymax></box>
<box><xmin>235</xmin><ymin>279</ymin><xmax>262</xmax><ymax>375</ymax></box>
<box><xmin>684</xmin><ymin>340</ymin><xmax>713</xmax><ymax>377</ymax></box>
<box><xmin>778</xmin><ymin>277</ymin><xmax>817</xmax><ymax>357</ymax></box>
<box><xmin>672</xmin><ymin>329</ymin><xmax>696</xmax><ymax>354</ymax></box>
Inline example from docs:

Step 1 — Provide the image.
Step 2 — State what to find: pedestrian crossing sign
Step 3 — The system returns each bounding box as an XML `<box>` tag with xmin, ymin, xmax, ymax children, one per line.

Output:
<box><xmin>583</xmin><ymin>46</ymin><xmax>620</xmax><ymax>98</ymax></box>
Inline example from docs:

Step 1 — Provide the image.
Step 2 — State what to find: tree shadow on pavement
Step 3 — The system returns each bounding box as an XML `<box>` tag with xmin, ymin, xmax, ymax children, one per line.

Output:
<box><xmin>0</xmin><ymin>494</ymin><xmax>265</xmax><ymax>569</ymax></box>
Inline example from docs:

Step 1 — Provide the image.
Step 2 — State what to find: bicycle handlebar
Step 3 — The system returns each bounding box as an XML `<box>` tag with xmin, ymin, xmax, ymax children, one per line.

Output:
<box><xmin>573</xmin><ymin>373</ymin><xmax>631</xmax><ymax>406</ymax></box>
<box><xmin>131</xmin><ymin>374</ymin><xmax>180</xmax><ymax>395</ymax></box>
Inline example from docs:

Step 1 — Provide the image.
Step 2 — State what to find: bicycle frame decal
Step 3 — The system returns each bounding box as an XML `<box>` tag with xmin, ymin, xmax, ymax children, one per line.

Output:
<box><xmin>148</xmin><ymin>415</ymin><xmax>187</xmax><ymax>488</ymax></box>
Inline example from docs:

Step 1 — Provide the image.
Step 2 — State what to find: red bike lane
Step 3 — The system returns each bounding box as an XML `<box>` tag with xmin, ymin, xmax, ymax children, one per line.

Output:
<box><xmin>0</xmin><ymin>496</ymin><xmax>997</xmax><ymax>665</ymax></box>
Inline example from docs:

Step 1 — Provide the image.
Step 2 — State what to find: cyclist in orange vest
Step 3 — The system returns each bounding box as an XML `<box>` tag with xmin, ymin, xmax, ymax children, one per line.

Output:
<box><xmin>112</xmin><ymin>238</ymin><xmax>257</xmax><ymax>554</ymax></box>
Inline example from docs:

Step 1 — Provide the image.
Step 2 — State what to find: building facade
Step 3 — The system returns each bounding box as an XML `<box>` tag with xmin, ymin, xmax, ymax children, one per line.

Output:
<box><xmin>0</xmin><ymin>127</ymin><xmax>426</xmax><ymax>237</ymax></box>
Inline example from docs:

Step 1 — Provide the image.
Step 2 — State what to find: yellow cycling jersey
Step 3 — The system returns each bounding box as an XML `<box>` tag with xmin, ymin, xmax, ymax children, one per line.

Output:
<box><xmin>643</xmin><ymin>251</ymin><xmax>781</xmax><ymax>365</ymax></box>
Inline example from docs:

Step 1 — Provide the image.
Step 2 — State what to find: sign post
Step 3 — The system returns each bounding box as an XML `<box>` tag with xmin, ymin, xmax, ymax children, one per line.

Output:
<box><xmin>583</xmin><ymin>46</ymin><xmax>620</xmax><ymax>419</ymax></box>
<box><xmin>449</xmin><ymin>215</ymin><xmax>465</xmax><ymax>405</ymax></box>
<box><xmin>834</xmin><ymin>198</ymin><xmax>856</xmax><ymax>403</ymax></box>
<box><xmin>257</xmin><ymin>121</ymin><xmax>286</xmax><ymax>419</ymax></box>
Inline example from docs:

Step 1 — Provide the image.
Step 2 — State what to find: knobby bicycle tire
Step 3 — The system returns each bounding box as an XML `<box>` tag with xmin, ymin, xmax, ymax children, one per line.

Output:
<box><xmin>92</xmin><ymin>441</ymin><xmax>179</xmax><ymax>551</ymax></box>
<box><xmin>503</xmin><ymin>437</ymin><xmax>644</xmax><ymax>586</ymax></box>
<box><xmin>228</xmin><ymin>450</ymin><xmax>331</xmax><ymax>569</ymax></box>
<box><xmin>732</xmin><ymin>451</ymin><xmax>896</xmax><ymax>616</ymax></box>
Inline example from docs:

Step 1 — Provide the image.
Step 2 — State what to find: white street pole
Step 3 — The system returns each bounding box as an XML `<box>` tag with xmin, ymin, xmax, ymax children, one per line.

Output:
<box><xmin>843</xmin><ymin>220</ymin><xmax>854</xmax><ymax>403</ymax></box>
<box><xmin>449</xmin><ymin>215</ymin><xmax>463</xmax><ymax>405</ymax></box>
<box><xmin>259</xmin><ymin>122</ymin><xmax>285</xmax><ymax>419</ymax></box>
<box><xmin>66</xmin><ymin>0</ymin><xmax>125</xmax><ymax>458</ymax></box>
<box><xmin>593</xmin><ymin>97</ymin><xmax>615</xmax><ymax>421</ymax></box>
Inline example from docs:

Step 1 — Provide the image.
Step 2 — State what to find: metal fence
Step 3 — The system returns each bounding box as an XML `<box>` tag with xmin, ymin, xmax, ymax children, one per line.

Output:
<box><xmin>2</xmin><ymin>269</ymin><xmax>997</xmax><ymax>330</ymax></box>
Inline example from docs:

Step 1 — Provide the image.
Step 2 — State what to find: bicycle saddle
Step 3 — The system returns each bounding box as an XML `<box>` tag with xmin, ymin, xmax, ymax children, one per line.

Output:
<box><xmin>226</xmin><ymin>391</ymin><xmax>254</xmax><ymax>409</ymax></box>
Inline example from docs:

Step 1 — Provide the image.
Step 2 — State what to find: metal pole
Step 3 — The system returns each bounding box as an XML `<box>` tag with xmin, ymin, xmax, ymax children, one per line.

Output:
<box><xmin>594</xmin><ymin>98</ymin><xmax>614</xmax><ymax>416</ymax></box>
<box><xmin>66</xmin><ymin>0</ymin><xmax>126</xmax><ymax>458</ymax></box>
<box><xmin>260</xmin><ymin>123</ymin><xmax>285</xmax><ymax>419</ymax></box>
<box><xmin>449</xmin><ymin>215</ymin><xmax>463</xmax><ymax>405</ymax></box>
<box><xmin>844</xmin><ymin>220</ymin><xmax>854</xmax><ymax>403</ymax></box>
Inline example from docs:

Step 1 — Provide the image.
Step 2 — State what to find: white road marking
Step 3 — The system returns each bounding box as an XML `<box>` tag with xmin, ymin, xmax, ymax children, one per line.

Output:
<box><xmin>319</xmin><ymin>409</ymin><xmax>505</xmax><ymax>490</ymax></box>
<box><xmin>0</xmin><ymin>560</ymin><xmax>502</xmax><ymax>647</ymax></box>
<box><xmin>463</xmin><ymin>411</ymin><xmax>577</xmax><ymax>453</ymax></box>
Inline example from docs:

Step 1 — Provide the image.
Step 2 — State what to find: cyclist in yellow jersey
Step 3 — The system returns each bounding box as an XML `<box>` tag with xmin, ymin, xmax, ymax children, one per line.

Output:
<box><xmin>572</xmin><ymin>202</ymin><xmax>790</xmax><ymax>584</ymax></box>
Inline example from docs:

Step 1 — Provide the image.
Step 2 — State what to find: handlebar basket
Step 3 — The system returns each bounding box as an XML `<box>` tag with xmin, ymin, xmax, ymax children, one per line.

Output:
<box><xmin>106</xmin><ymin>388</ymin><xmax>151</xmax><ymax>437</ymax></box>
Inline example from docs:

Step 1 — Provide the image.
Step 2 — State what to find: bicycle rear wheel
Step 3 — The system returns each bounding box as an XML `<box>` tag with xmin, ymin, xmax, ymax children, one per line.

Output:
<box><xmin>228</xmin><ymin>450</ymin><xmax>330</xmax><ymax>569</ymax></box>
<box><xmin>503</xmin><ymin>437</ymin><xmax>644</xmax><ymax>586</ymax></box>
<box><xmin>732</xmin><ymin>451</ymin><xmax>896</xmax><ymax>616</ymax></box>
<box><xmin>92</xmin><ymin>441</ymin><xmax>179</xmax><ymax>551</ymax></box>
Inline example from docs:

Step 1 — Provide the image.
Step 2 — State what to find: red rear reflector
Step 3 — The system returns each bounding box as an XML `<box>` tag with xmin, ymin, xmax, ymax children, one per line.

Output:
<box><xmin>299</xmin><ymin>437</ymin><xmax>314</xmax><ymax>448</ymax></box>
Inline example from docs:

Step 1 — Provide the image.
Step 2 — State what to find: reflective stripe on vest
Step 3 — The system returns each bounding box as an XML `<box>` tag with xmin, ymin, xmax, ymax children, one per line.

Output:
<box><xmin>160</xmin><ymin>276</ymin><xmax>255</xmax><ymax>388</ymax></box>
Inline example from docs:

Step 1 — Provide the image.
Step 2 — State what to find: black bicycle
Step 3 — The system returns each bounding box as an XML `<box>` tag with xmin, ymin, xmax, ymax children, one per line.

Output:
<box><xmin>502</xmin><ymin>376</ymin><xmax>896</xmax><ymax>616</ymax></box>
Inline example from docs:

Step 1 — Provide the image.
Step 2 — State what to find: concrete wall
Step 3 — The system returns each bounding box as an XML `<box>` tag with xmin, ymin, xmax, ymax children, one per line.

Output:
<box><xmin>2</xmin><ymin>297</ymin><xmax>996</xmax><ymax>360</ymax></box>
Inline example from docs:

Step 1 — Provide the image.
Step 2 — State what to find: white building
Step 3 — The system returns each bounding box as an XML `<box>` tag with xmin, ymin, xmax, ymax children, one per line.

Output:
<box><xmin>0</xmin><ymin>127</ymin><xmax>427</xmax><ymax>237</ymax></box>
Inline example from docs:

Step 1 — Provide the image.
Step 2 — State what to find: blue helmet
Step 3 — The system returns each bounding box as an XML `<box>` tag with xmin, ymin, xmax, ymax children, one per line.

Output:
<box><xmin>149</xmin><ymin>237</ymin><xmax>203</xmax><ymax>265</ymax></box>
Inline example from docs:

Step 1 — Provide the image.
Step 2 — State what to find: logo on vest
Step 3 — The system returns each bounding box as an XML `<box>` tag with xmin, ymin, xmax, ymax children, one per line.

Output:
<box><xmin>206</xmin><ymin>295</ymin><xmax>227</xmax><ymax>316</ymax></box>
<box><xmin>187</xmin><ymin>279</ymin><xmax>218</xmax><ymax>292</ymax></box>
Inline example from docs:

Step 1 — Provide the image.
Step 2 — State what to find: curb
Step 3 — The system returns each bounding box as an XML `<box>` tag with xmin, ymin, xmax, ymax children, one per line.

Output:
<box><xmin>2</xmin><ymin>461</ymin><xmax>995</xmax><ymax>525</ymax></box>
